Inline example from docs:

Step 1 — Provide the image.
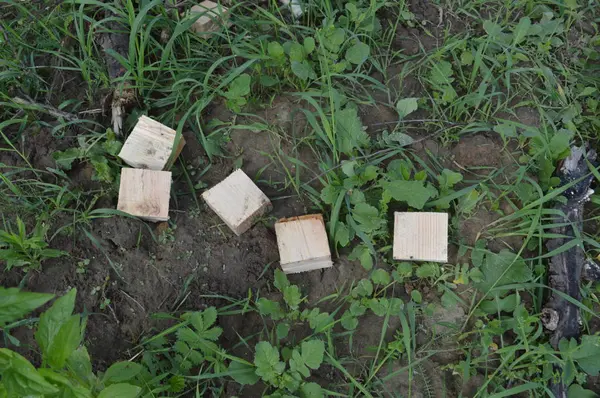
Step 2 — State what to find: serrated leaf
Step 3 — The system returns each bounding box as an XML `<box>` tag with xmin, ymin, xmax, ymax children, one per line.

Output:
<box><xmin>283</xmin><ymin>285</ymin><xmax>302</xmax><ymax>310</ymax></box>
<box><xmin>348</xmin><ymin>244</ymin><xmax>373</xmax><ymax>270</ymax></box>
<box><xmin>0</xmin><ymin>288</ymin><xmax>54</xmax><ymax>327</ymax></box>
<box><xmin>352</xmin><ymin>279</ymin><xmax>373</xmax><ymax>297</ymax></box>
<box><xmin>351</xmin><ymin>203</ymin><xmax>382</xmax><ymax>233</ymax></box>
<box><xmin>202</xmin><ymin>307</ymin><xmax>218</xmax><ymax>328</ymax></box>
<box><xmin>256</xmin><ymin>298</ymin><xmax>284</xmax><ymax>320</ymax></box>
<box><xmin>429</xmin><ymin>60</ymin><xmax>454</xmax><ymax>86</ymax></box>
<box><xmin>289</xmin><ymin>349</ymin><xmax>310</xmax><ymax>378</ymax></box>
<box><xmin>335</xmin><ymin>107</ymin><xmax>369</xmax><ymax>154</ymax></box>
<box><xmin>382</xmin><ymin>180</ymin><xmax>437</xmax><ymax>209</ymax></box>
<box><xmin>396</xmin><ymin>98</ymin><xmax>419</xmax><ymax>120</ymax></box>
<box><xmin>254</xmin><ymin>342</ymin><xmax>285</xmax><ymax>383</ymax></box>
<box><xmin>301</xmin><ymin>340</ymin><xmax>324</xmax><ymax>369</ymax></box>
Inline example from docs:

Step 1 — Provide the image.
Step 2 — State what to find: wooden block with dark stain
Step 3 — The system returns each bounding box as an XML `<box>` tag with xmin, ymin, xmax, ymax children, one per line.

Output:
<box><xmin>393</xmin><ymin>212</ymin><xmax>448</xmax><ymax>262</ymax></box>
<box><xmin>118</xmin><ymin>115</ymin><xmax>184</xmax><ymax>171</ymax></box>
<box><xmin>201</xmin><ymin>169</ymin><xmax>271</xmax><ymax>235</ymax></box>
<box><xmin>117</xmin><ymin>168</ymin><xmax>172</xmax><ymax>222</ymax></box>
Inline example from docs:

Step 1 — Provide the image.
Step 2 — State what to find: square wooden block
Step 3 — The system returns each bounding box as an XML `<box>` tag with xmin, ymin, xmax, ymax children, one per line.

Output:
<box><xmin>118</xmin><ymin>115</ymin><xmax>184</xmax><ymax>171</ymax></box>
<box><xmin>202</xmin><ymin>169</ymin><xmax>271</xmax><ymax>235</ymax></box>
<box><xmin>275</xmin><ymin>214</ymin><xmax>333</xmax><ymax>274</ymax></box>
<box><xmin>117</xmin><ymin>168</ymin><xmax>172</xmax><ymax>222</ymax></box>
<box><xmin>393</xmin><ymin>212</ymin><xmax>448</xmax><ymax>263</ymax></box>
<box><xmin>190</xmin><ymin>1</ymin><xmax>230</xmax><ymax>34</ymax></box>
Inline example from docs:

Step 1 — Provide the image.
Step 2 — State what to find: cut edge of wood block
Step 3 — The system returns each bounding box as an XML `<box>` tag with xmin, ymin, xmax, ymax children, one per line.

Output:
<box><xmin>164</xmin><ymin>135</ymin><xmax>186</xmax><ymax>170</ymax></box>
<box><xmin>281</xmin><ymin>257</ymin><xmax>333</xmax><ymax>274</ymax></box>
<box><xmin>201</xmin><ymin>169</ymin><xmax>272</xmax><ymax>236</ymax></box>
<box><xmin>392</xmin><ymin>212</ymin><xmax>448</xmax><ymax>263</ymax></box>
<box><xmin>190</xmin><ymin>1</ymin><xmax>230</xmax><ymax>34</ymax></box>
<box><xmin>117</xmin><ymin>168</ymin><xmax>172</xmax><ymax>222</ymax></box>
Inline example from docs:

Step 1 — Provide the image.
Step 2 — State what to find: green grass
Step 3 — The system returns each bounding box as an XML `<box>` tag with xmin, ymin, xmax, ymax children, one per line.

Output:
<box><xmin>1</xmin><ymin>0</ymin><xmax>600</xmax><ymax>396</ymax></box>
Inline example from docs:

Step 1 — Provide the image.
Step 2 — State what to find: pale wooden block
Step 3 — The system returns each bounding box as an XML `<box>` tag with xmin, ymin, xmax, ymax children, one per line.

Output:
<box><xmin>118</xmin><ymin>115</ymin><xmax>184</xmax><ymax>171</ymax></box>
<box><xmin>393</xmin><ymin>212</ymin><xmax>448</xmax><ymax>262</ymax></box>
<box><xmin>275</xmin><ymin>214</ymin><xmax>333</xmax><ymax>274</ymax></box>
<box><xmin>117</xmin><ymin>168</ymin><xmax>171</xmax><ymax>222</ymax></box>
<box><xmin>201</xmin><ymin>169</ymin><xmax>271</xmax><ymax>235</ymax></box>
<box><xmin>190</xmin><ymin>1</ymin><xmax>230</xmax><ymax>34</ymax></box>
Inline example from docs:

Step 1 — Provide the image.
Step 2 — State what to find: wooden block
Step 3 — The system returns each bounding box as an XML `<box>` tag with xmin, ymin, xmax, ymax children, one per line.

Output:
<box><xmin>201</xmin><ymin>169</ymin><xmax>271</xmax><ymax>235</ymax></box>
<box><xmin>190</xmin><ymin>1</ymin><xmax>230</xmax><ymax>34</ymax></box>
<box><xmin>117</xmin><ymin>168</ymin><xmax>171</xmax><ymax>222</ymax></box>
<box><xmin>118</xmin><ymin>115</ymin><xmax>184</xmax><ymax>171</ymax></box>
<box><xmin>275</xmin><ymin>214</ymin><xmax>333</xmax><ymax>274</ymax></box>
<box><xmin>393</xmin><ymin>212</ymin><xmax>448</xmax><ymax>262</ymax></box>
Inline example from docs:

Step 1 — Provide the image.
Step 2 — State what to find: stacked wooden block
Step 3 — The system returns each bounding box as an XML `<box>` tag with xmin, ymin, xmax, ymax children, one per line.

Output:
<box><xmin>189</xmin><ymin>1</ymin><xmax>230</xmax><ymax>34</ymax></box>
<box><xmin>116</xmin><ymin>115</ymin><xmax>184</xmax><ymax>222</ymax></box>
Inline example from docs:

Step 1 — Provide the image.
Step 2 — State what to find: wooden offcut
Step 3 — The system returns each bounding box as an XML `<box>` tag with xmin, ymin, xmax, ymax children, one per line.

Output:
<box><xmin>393</xmin><ymin>212</ymin><xmax>448</xmax><ymax>263</ymax></box>
<box><xmin>201</xmin><ymin>169</ymin><xmax>271</xmax><ymax>235</ymax></box>
<box><xmin>118</xmin><ymin>115</ymin><xmax>184</xmax><ymax>171</ymax></box>
<box><xmin>190</xmin><ymin>1</ymin><xmax>230</xmax><ymax>34</ymax></box>
<box><xmin>275</xmin><ymin>214</ymin><xmax>333</xmax><ymax>274</ymax></box>
<box><xmin>117</xmin><ymin>168</ymin><xmax>172</xmax><ymax>222</ymax></box>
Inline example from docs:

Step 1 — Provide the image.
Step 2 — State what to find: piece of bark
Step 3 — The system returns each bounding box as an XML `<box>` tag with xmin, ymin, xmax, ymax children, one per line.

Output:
<box><xmin>275</xmin><ymin>214</ymin><xmax>333</xmax><ymax>274</ymax></box>
<box><xmin>393</xmin><ymin>212</ymin><xmax>448</xmax><ymax>263</ymax></box>
<box><xmin>542</xmin><ymin>145</ymin><xmax>597</xmax><ymax>397</ymax></box>
<box><xmin>101</xmin><ymin>5</ymin><xmax>135</xmax><ymax>135</ymax></box>
<box><xmin>201</xmin><ymin>169</ymin><xmax>271</xmax><ymax>235</ymax></box>
<box><xmin>117</xmin><ymin>168</ymin><xmax>172</xmax><ymax>222</ymax></box>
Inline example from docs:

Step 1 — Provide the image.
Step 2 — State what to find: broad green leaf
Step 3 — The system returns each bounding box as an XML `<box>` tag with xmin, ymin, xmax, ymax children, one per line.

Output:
<box><xmin>348</xmin><ymin>244</ymin><xmax>373</xmax><ymax>270</ymax></box>
<box><xmin>301</xmin><ymin>340</ymin><xmax>324</xmax><ymax>369</ymax></box>
<box><xmin>305</xmin><ymin>309</ymin><xmax>333</xmax><ymax>333</ymax></box>
<box><xmin>97</xmin><ymin>383</ymin><xmax>141</xmax><ymax>398</ymax></box>
<box><xmin>371</xmin><ymin>269</ymin><xmax>391</xmax><ymax>285</ymax></box>
<box><xmin>411</xmin><ymin>290</ymin><xmax>422</xmax><ymax>303</ymax></box>
<box><xmin>493</xmin><ymin>122</ymin><xmax>517</xmax><ymax>139</ymax></box>
<box><xmin>257</xmin><ymin>298</ymin><xmax>284</xmax><ymax>320</ymax></box>
<box><xmin>268</xmin><ymin>41</ymin><xmax>284</xmax><ymax>58</ymax></box>
<box><xmin>351</xmin><ymin>203</ymin><xmax>382</xmax><ymax>233</ymax></box>
<box><xmin>274</xmin><ymin>269</ymin><xmax>290</xmax><ymax>291</ymax></box>
<box><xmin>224</xmin><ymin>74</ymin><xmax>251</xmax><ymax>99</ymax></box>
<box><xmin>228</xmin><ymin>361</ymin><xmax>259</xmax><ymax>385</ymax></box>
<box><xmin>289</xmin><ymin>42</ymin><xmax>305</xmax><ymax>62</ymax></box>
<box><xmin>479</xmin><ymin>294</ymin><xmax>518</xmax><ymax>314</ymax></box>
<box><xmin>67</xmin><ymin>347</ymin><xmax>94</xmax><ymax>385</ymax></box>
<box><xmin>0</xmin><ymin>349</ymin><xmax>59</xmax><ymax>396</ymax></box>
<box><xmin>289</xmin><ymin>349</ymin><xmax>310</xmax><ymax>378</ymax></box>
<box><xmin>416</xmin><ymin>263</ymin><xmax>438</xmax><ymax>278</ymax></box>
<box><xmin>102</xmin><ymin>361</ymin><xmax>143</xmax><ymax>384</ymax></box>
<box><xmin>572</xmin><ymin>335</ymin><xmax>600</xmax><ymax>375</ymax></box>
<box><xmin>396</xmin><ymin>98</ymin><xmax>419</xmax><ymax>120</ymax></box>
<box><xmin>568</xmin><ymin>384</ymin><xmax>596</xmax><ymax>398</ymax></box>
<box><xmin>382</xmin><ymin>180</ymin><xmax>438</xmax><ymax>209</ymax></box>
<box><xmin>291</xmin><ymin>61</ymin><xmax>313</xmax><ymax>81</ymax></box>
<box><xmin>47</xmin><ymin>314</ymin><xmax>82</xmax><ymax>368</ymax></box>
<box><xmin>512</xmin><ymin>17</ymin><xmax>531</xmax><ymax>45</ymax></box>
<box><xmin>53</xmin><ymin>148</ymin><xmax>83</xmax><ymax>170</ymax></box>
<box><xmin>254</xmin><ymin>342</ymin><xmax>285</xmax><ymax>383</ymax></box>
<box><xmin>300</xmin><ymin>382</ymin><xmax>324</xmax><ymax>398</ymax></box>
<box><xmin>0</xmin><ymin>288</ymin><xmax>54</xmax><ymax>326</ymax></box>
<box><xmin>350</xmin><ymin>301</ymin><xmax>367</xmax><ymax>316</ymax></box>
<box><xmin>36</xmin><ymin>288</ymin><xmax>77</xmax><ymax>362</ymax></box>
<box><xmin>437</xmin><ymin>169</ymin><xmax>463</xmax><ymax>191</ymax></box>
<box><xmin>345</xmin><ymin>41</ymin><xmax>370</xmax><ymax>65</ymax></box>
<box><xmin>352</xmin><ymin>279</ymin><xmax>373</xmax><ymax>298</ymax></box>
<box><xmin>276</xmin><ymin>323</ymin><xmax>290</xmax><ymax>340</ymax></box>
<box><xmin>335</xmin><ymin>107</ymin><xmax>369</xmax><ymax>154</ymax></box>
<box><xmin>303</xmin><ymin>37</ymin><xmax>315</xmax><ymax>54</ymax></box>
<box><xmin>474</xmin><ymin>250</ymin><xmax>533</xmax><ymax>292</ymax></box>
<box><xmin>202</xmin><ymin>307</ymin><xmax>218</xmax><ymax>328</ymax></box>
<box><xmin>429</xmin><ymin>60</ymin><xmax>454</xmax><ymax>86</ymax></box>
<box><xmin>341</xmin><ymin>312</ymin><xmax>359</xmax><ymax>330</ymax></box>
